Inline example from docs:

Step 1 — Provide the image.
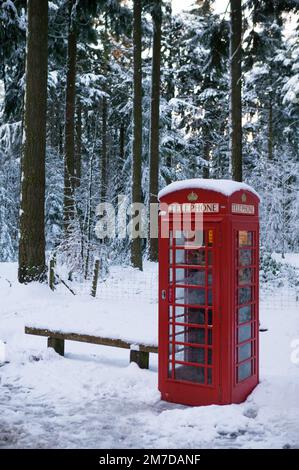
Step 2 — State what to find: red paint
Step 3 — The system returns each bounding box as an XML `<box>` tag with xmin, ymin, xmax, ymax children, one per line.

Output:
<box><xmin>158</xmin><ymin>185</ymin><xmax>259</xmax><ymax>406</ymax></box>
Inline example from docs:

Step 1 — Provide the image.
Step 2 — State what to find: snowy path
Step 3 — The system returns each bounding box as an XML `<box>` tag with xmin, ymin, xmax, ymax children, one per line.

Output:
<box><xmin>1</xmin><ymin>263</ymin><xmax>299</xmax><ymax>448</ymax></box>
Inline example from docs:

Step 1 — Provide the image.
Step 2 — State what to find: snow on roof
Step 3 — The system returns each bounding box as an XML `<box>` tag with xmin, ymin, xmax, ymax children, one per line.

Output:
<box><xmin>158</xmin><ymin>178</ymin><xmax>260</xmax><ymax>200</ymax></box>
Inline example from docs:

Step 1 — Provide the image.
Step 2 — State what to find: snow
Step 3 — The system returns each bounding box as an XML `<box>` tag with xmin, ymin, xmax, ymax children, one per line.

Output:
<box><xmin>1</xmin><ymin>261</ymin><xmax>299</xmax><ymax>448</ymax></box>
<box><xmin>158</xmin><ymin>179</ymin><xmax>260</xmax><ymax>200</ymax></box>
<box><xmin>272</xmin><ymin>253</ymin><xmax>299</xmax><ymax>270</ymax></box>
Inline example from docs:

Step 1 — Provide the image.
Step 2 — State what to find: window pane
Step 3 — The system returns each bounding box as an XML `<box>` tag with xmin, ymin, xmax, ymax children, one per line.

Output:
<box><xmin>208</xmin><ymin>251</ymin><xmax>213</xmax><ymax>266</ymax></box>
<box><xmin>238</xmin><ymin>361</ymin><xmax>252</xmax><ymax>382</ymax></box>
<box><xmin>208</xmin><ymin>329</ymin><xmax>212</xmax><ymax>345</ymax></box>
<box><xmin>174</xmin><ymin>230</ymin><xmax>205</xmax><ymax>248</ymax></box>
<box><xmin>238</xmin><ymin>324</ymin><xmax>251</xmax><ymax>342</ymax></box>
<box><xmin>175</xmin><ymin>326</ymin><xmax>205</xmax><ymax>344</ymax></box>
<box><xmin>174</xmin><ymin>306</ymin><xmax>205</xmax><ymax>324</ymax></box>
<box><xmin>208</xmin><ymin>289</ymin><xmax>213</xmax><ymax>306</ymax></box>
<box><xmin>175</xmin><ymin>346</ymin><xmax>205</xmax><ymax>364</ymax></box>
<box><xmin>239</xmin><ymin>249</ymin><xmax>252</xmax><ymax>266</ymax></box>
<box><xmin>239</xmin><ymin>231</ymin><xmax>253</xmax><ymax>247</ymax></box>
<box><xmin>170</xmin><ymin>249</ymin><xmax>173</xmax><ymax>264</ymax></box>
<box><xmin>175</xmin><ymin>364</ymin><xmax>205</xmax><ymax>384</ymax></box>
<box><xmin>238</xmin><ymin>305</ymin><xmax>252</xmax><ymax>323</ymax></box>
<box><xmin>187</xmin><ymin>308</ymin><xmax>205</xmax><ymax>324</ymax></box>
<box><xmin>238</xmin><ymin>287</ymin><xmax>252</xmax><ymax>304</ymax></box>
<box><xmin>175</xmin><ymin>287</ymin><xmax>206</xmax><ymax>305</ymax></box>
<box><xmin>169</xmin><ymin>268</ymin><xmax>173</xmax><ymax>283</ymax></box>
<box><xmin>175</xmin><ymin>249</ymin><xmax>206</xmax><ymax>266</ymax></box>
<box><xmin>169</xmin><ymin>306</ymin><xmax>173</xmax><ymax>321</ymax></box>
<box><xmin>238</xmin><ymin>342</ymin><xmax>252</xmax><ymax>362</ymax></box>
<box><xmin>208</xmin><ymin>271</ymin><xmax>213</xmax><ymax>285</ymax></box>
<box><xmin>207</xmin><ymin>368</ymin><xmax>212</xmax><ymax>384</ymax></box>
<box><xmin>238</xmin><ymin>268</ymin><xmax>253</xmax><ymax>285</ymax></box>
<box><xmin>208</xmin><ymin>309</ymin><xmax>213</xmax><ymax>326</ymax></box>
<box><xmin>208</xmin><ymin>349</ymin><xmax>212</xmax><ymax>365</ymax></box>
<box><xmin>175</xmin><ymin>268</ymin><xmax>205</xmax><ymax>286</ymax></box>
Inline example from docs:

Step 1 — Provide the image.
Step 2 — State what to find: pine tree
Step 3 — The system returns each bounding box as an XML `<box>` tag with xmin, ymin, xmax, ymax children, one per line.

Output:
<box><xmin>18</xmin><ymin>0</ymin><xmax>48</xmax><ymax>283</ymax></box>
<box><xmin>230</xmin><ymin>0</ymin><xmax>243</xmax><ymax>182</ymax></box>
<box><xmin>148</xmin><ymin>0</ymin><xmax>162</xmax><ymax>262</ymax></box>
<box><xmin>131</xmin><ymin>0</ymin><xmax>143</xmax><ymax>270</ymax></box>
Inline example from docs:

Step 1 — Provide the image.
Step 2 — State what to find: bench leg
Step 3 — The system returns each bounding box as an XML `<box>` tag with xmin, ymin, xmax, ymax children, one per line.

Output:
<box><xmin>48</xmin><ymin>337</ymin><xmax>65</xmax><ymax>356</ymax></box>
<box><xmin>130</xmin><ymin>350</ymin><xmax>149</xmax><ymax>369</ymax></box>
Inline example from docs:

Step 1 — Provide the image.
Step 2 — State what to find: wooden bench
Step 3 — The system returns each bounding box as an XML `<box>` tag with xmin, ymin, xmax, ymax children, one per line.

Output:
<box><xmin>25</xmin><ymin>326</ymin><xmax>158</xmax><ymax>369</ymax></box>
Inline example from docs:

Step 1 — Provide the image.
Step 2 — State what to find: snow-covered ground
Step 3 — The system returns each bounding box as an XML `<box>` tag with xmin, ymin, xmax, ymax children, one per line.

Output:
<box><xmin>0</xmin><ymin>260</ymin><xmax>299</xmax><ymax>449</ymax></box>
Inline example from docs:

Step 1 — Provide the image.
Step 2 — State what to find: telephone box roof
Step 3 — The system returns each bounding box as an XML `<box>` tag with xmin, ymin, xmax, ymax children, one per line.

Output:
<box><xmin>158</xmin><ymin>178</ymin><xmax>260</xmax><ymax>201</ymax></box>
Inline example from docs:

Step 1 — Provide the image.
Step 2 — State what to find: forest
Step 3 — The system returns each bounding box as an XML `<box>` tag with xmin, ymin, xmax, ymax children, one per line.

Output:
<box><xmin>0</xmin><ymin>0</ymin><xmax>298</xmax><ymax>281</ymax></box>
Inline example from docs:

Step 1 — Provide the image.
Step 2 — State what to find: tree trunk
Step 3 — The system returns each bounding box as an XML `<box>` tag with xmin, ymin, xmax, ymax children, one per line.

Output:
<box><xmin>64</xmin><ymin>0</ymin><xmax>77</xmax><ymax>232</ymax></box>
<box><xmin>148</xmin><ymin>0</ymin><xmax>162</xmax><ymax>262</ymax></box>
<box><xmin>75</xmin><ymin>98</ymin><xmax>82</xmax><ymax>187</ymax></box>
<box><xmin>268</xmin><ymin>100</ymin><xmax>273</xmax><ymax>160</ymax></box>
<box><xmin>101</xmin><ymin>96</ymin><xmax>108</xmax><ymax>203</ymax></box>
<box><xmin>230</xmin><ymin>0</ymin><xmax>243</xmax><ymax>182</ymax></box>
<box><xmin>18</xmin><ymin>0</ymin><xmax>48</xmax><ymax>283</ymax></box>
<box><xmin>131</xmin><ymin>0</ymin><xmax>143</xmax><ymax>270</ymax></box>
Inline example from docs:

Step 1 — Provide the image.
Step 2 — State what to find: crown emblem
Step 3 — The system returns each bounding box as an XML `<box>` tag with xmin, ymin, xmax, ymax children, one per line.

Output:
<box><xmin>187</xmin><ymin>191</ymin><xmax>198</xmax><ymax>202</ymax></box>
<box><xmin>241</xmin><ymin>193</ymin><xmax>247</xmax><ymax>203</ymax></box>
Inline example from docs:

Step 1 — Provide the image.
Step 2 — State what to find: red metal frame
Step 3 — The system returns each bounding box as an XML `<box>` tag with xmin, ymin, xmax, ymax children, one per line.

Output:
<box><xmin>158</xmin><ymin>187</ymin><xmax>259</xmax><ymax>406</ymax></box>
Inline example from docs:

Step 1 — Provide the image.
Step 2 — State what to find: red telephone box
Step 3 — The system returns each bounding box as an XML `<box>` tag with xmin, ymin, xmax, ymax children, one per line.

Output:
<box><xmin>158</xmin><ymin>179</ymin><xmax>260</xmax><ymax>406</ymax></box>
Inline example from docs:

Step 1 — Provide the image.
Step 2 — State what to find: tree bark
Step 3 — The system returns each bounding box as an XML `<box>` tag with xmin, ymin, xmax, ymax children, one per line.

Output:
<box><xmin>18</xmin><ymin>0</ymin><xmax>48</xmax><ymax>283</ymax></box>
<box><xmin>64</xmin><ymin>0</ymin><xmax>77</xmax><ymax>232</ymax></box>
<box><xmin>268</xmin><ymin>100</ymin><xmax>273</xmax><ymax>160</ymax></box>
<box><xmin>75</xmin><ymin>98</ymin><xmax>82</xmax><ymax>187</ymax></box>
<box><xmin>101</xmin><ymin>96</ymin><xmax>108</xmax><ymax>203</ymax></box>
<box><xmin>148</xmin><ymin>0</ymin><xmax>162</xmax><ymax>262</ymax></box>
<box><xmin>131</xmin><ymin>0</ymin><xmax>143</xmax><ymax>270</ymax></box>
<box><xmin>230</xmin><ymin>0</ymin><xmax>243</xmax><ymax>182</ymax></box>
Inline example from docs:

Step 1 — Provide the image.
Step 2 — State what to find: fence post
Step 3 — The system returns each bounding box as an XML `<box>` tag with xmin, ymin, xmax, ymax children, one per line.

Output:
<box><xmin>49</xmin><ymin>254</ymin><xmax>56</xmax><ymax>291</ymax></box>
<box><xmin>91</xmin><ymin>259</ymin><xmax>100</xmax><ymax>297</ymax></box>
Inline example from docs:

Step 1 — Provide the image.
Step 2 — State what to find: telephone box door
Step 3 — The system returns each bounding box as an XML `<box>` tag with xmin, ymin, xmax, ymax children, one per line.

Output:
<box><xmin>159</xmin><ymin>221</ymin><xmax>222</xmax><ymax>405</ymax></box>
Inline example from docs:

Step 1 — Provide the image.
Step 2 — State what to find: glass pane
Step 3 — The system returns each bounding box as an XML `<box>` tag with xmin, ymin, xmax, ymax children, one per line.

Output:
<box><xmin>238</xmin><ymin>268</ymin><xmax>252</xmax><ymax>285</ymax></box>
<box><xmin>208</xmin><ymin>271</ymin><xmax>213</xmax><ymax>285</ymax></box>
<box><xmin>238</xmin><ymin>324</ymin><xmax>251</xmax><ymax>343</ymax></box>
<box><xmin>208</xmin><ymin>329</ymin><xmax>212</xmax><ymax>345</ymax></box>
<box><xmin>208</xmin><ymin>309</ymin><xmax>213</xmax><ymax>326</ymax></box>
<box><xmin>207</xmin><ymin>368</ymin><xmax>212</xmax><ymax>384</ymax></box>
<box><xmin>238</xmin><ymin>342</ymin><xmax>252</xmax><ymax>362</ymax></box>
<box><xmin>174</xmin><ymin>306</ymin><xmax>185</xmax><ymax>321</ymax></box>
<box><xmin>170</xmin><ymin>249</ymin><xmax>173</xmax><ymax>264</ymax></box>
<box><xmin>239</xmin><ymin>249</ymin><xmax>252</xmax><ymax>266</ymax></box>
<box><xmin>169</xmin><ymin>230</ymin><xmax>173</xmax><ymax>247</ymax></box>
<box><xmin>208</xmin><ymin>289</ymin><xmax>213</xmax><ymax>306</ymax></box>
<box><xmin>208</xmin><ymin>349</ymin><xmax>212</xmax><ymax>365</ymax></box>
<box><xmin>187</xmin><ymin>308</ymin><xmax>205</xmax><ymax>324</ymax></box>
<box><xmin>175</xmin><ymin>249</ymin><xmax>206</xmax><ymax>266</ymax></box>
<box><xmin>174</xmin><ymin>230</ymin><xmax>205</xmax><ymax>248</ymax></box>
<box><xmin>238</xmin><ymin>305</ymin><xmax>252</xmax><ymax>323</ymax></box>
<box><xmin>175</xmin><ymin>287</ymin><xmax>206</xmax><ymax>305</ymax></box>
<box><xmin>174</xmin><ymin>364</ymin><xmax>205</xmax><ymax>384</ymax></box>
<box><xmin>175</xmin><ymin>346</ymin><xmax>205</xmax><ymax>364</ymax></box>
<box><xmin>175</xmin><ymin>268</ymin><xmax>205</xmax><ymax>286</ymax></box>
<box><xmin>169</xmin><ymin>306</ymin><xmax>173</xmax><ymax>321</ymax></box>
<box><xmin>175</xmin><ymin>326</ymin><xmax>205</xmax><ymax>344</ymax></box>
<box><xmin>239</xmin><ymin>231</ymin><xmax>253</xmax><ymax>247</ymax></box>
<box><xmin>208</xmin><ymin>251</ymin><xmax>213</xmax><ymax>266</ymax></box>
<box><xmin>169</xmin><ymin>268</ymin><xmax>173</xmax><ymax>283</ymax></box>
<box><xmin>169</xmin><ymin>322</ymin><xmax>172</xmax><ymax>338</ymax></box>
<box><xmin>238</xmin><ymin>361</ymin><xmax>252</xmax><ymax>382</ymax></box>
<box><xmin>238</xmin><ymin>287</ymin><xmax>252</xmax><ymax>304</ymax></box>
<box><xmin>168</xmin><ymin>361</ymin><xmax>172</xmax><ymax>378</ymax></box>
